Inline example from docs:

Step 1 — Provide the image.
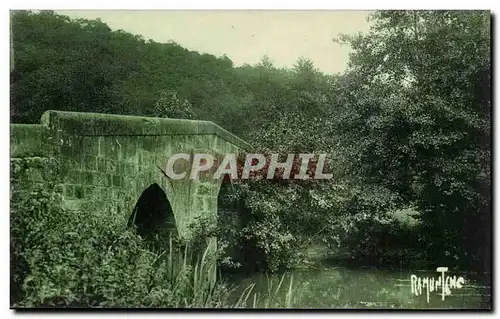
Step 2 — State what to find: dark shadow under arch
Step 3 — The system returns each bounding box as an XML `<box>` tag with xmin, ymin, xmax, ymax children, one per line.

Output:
<box><xmin>128</xmin><ymin>183</ymin><xmax>176</xmax><ymax>240</ymax></box>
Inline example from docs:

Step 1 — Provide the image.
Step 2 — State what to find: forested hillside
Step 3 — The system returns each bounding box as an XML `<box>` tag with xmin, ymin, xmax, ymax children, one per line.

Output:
<box><xmin>11</xmin><ymin>9</ymin><xmax>491</xmax><ymax>286</ymax></box>
<box><xmin>11</xmin><ymin>10</ymin><xmax>330</xmax><ymax>138</ymax></box>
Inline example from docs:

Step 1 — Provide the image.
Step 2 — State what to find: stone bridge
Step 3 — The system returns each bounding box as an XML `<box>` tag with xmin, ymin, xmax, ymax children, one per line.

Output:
<box><xmin>10</xmin><ymin>110</ymin><xmax>250</xmax><ymax>243</ymax></box>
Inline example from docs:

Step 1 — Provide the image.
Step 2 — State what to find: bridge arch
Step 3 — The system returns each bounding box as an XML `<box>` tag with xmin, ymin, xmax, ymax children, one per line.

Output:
<box><xmin>128</xmin><ymin>183</ymin><xmax>176</xmax><ymax>240</ymax></box>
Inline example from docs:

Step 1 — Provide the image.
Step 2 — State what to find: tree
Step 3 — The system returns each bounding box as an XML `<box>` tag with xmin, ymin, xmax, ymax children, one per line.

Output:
<box><xmin>333</xmin><ymin>10</ymin><xmax>491</xmax><ymax>271</ymax></box>
<box><xmin>153</xmin><ymin>90</ymin><xmax>196</xmax><ymax>119</ymax></box>
<box><xmin>257</xmin><ymin>54</ymin><xmax>274</xmax><ymax>69</ymax></box>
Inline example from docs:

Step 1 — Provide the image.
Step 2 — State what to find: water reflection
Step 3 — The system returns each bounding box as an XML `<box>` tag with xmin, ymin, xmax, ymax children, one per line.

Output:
<box><xmin>227</xmin><ymin>264</ymin><xmax>491</xmax><ymax>309</ymax></box>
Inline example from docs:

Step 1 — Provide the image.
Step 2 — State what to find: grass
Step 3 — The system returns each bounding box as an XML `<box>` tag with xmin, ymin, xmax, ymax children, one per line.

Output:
<box><xmin>230</xmin><ymin>273</ymin><xmax>295</xmax><ymax>308</ymax></box>
<box><xmin>142</xmin><ymin>227</ymin><xmax>299</xmax><ymax>309</ymax></box>
<box><xmin>143</xmin><ymin>234</ymin><xmax>221</xmax><ymax>308</ymax></box>
<box><xmin>144</xmin><ymin>233</ymin><xmax>297</xmax><ymax>308</ymax></box>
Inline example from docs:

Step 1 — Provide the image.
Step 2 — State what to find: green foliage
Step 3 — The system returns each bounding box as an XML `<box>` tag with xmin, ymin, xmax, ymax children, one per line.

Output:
<box><xmin>214</xmin><ymin>181</ymin><xmax>300</xmax><ymax>273</ymax></box>
<box><xmin>11</xmin><ymin>168</ymin><xmax>229</xmax><ymax>307</ymax></box>
<box><xmin>332</xmin><ymin>10</ymin><xmax>490</xmax><ymax>271</ymax></box>
<box><xmin>153</xmin><ymin>90</ymin><xmax>196</xmax><ymax>119</ymax></box>
<box><xmin>10</xmin><ymin>10</ymin><xmax>232</xmax><ymax>124</ymax></box>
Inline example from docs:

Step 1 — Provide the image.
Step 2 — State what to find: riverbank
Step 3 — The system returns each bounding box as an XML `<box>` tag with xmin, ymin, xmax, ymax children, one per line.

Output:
<box><xmin>224</xmin><ymin>245</ymin><xmax>492</xmax><ymax>309</ymax></box>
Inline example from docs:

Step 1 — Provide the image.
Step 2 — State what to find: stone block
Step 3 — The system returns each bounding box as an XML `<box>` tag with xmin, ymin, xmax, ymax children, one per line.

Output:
<box><xmin>82</xmin><ymin>171</ymin><xmax>94</xmax><ymax>185</ymax></box>
<box><xmin>105</xmin><ymin>159</ymin><xmax>117</xmax><ymax>174</ymax></box>
<box><xmin>82</xmin><ymin>137</ymin><xmax>99</xmax><ymax>156</ymax></box>
<box><xmin>10</xmin><ymin>124</ymin><xmax>50</xmax><ymax>157</ymax></box>
<box><xmin>112</xmin><ymin>175</ymin><xmax>123</xmax><ymax>187</ymax></box>
<box><xmin>92</xmin><ymin>173</ymin><xmax>107</xmax><ymax>186</ymax></box>
<box><xmin>84</xmin><ymin>185</ymin><xmax>95</xmax><ymax>198</ymax></box>
<box><xmin>125</xmin><ymin>162</ymin><xmax>136</xmax><ymax>176</ymax></box>
<box><xmin>63</xmin><ymin>170</ymin><xmax>81</xmax><ymax>184</ymax></box>
<box><xmin>74</xmin><ymin>185</ymin><xmax>84</xmax><ymax>199</ymax></box>
<box><xmin>97</xmin><ymin>157</ymin><xmax>106</xmax><ymax>172</ymax></box>
<box><xmin>140</xmin><ymin>136</ymin><xmax>155</xmax><ymax>152</ymax></box>
<box><xmin>123</xmin><ymin>178</ymin><xmax>135</xmax><ymax>191</ymax></box>
<box><xmin>63</xmin><ymin>184</ymin><xmax>74</xmax><ymax>198</ymax></box>
<box><xmin>106</xmin><ymin>174</ymin><xmax>113</xmax><ymax>187</ymax></box>
<box><xmin>101</xmin><ymin>138</ymin><xmax>122</xmax><ymax>161</ymax></box>
<box><xmin>83</xmin><ymin>156</ymin><xmax>97</xmax><ymax>171</ymax></box>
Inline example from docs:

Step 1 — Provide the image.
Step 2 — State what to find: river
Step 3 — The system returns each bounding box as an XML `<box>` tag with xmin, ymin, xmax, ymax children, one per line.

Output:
<box><xmin>226</xmin><ymin>262</ymin><xmax>491</xmax><ymax>309</ymax></box>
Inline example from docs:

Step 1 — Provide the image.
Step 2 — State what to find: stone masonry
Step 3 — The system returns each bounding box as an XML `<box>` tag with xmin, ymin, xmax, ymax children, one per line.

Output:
<box><xmin>10</xmin><ymin>110</ymin><xmax>250</xmax><ymax>243</ymax></box>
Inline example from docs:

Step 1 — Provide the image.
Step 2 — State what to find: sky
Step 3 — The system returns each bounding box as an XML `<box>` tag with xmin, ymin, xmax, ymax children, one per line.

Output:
<box><xmin>56</xmin><ymin>10</ymin><xmax>373</xmax><ymax>74</ymax></box>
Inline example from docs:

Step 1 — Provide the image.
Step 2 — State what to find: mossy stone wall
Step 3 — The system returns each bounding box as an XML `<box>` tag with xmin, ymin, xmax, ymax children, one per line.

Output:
<box><xmin>11</xmin><ymin>110</ymin><xmax>249</xmax><ymax>242</ymax></box>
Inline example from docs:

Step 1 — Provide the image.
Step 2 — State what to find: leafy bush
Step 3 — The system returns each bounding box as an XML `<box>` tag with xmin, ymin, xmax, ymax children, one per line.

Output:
<box><xmin>215</xmin><ymin>181</ymin><xmax>306</xmax><ymax>273</ymax></box>
<box><xmin>302</xmin><ymin>182</ymin><xmax>424</xmax><ymax>265</ymax></box>
<box><xmin>153</xmin><ymin>89</ymin><xmax>196</xmax><ymax>119</ymax></box>
<box><xmin>10</xmin><ymin>163</ymin><xmax>230</xmax><ymax>308</ymax></box>
<box><xmin>219</xmin><ymin>177</ymin><xmax>424</xmax><ymax>269</ymax></box>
